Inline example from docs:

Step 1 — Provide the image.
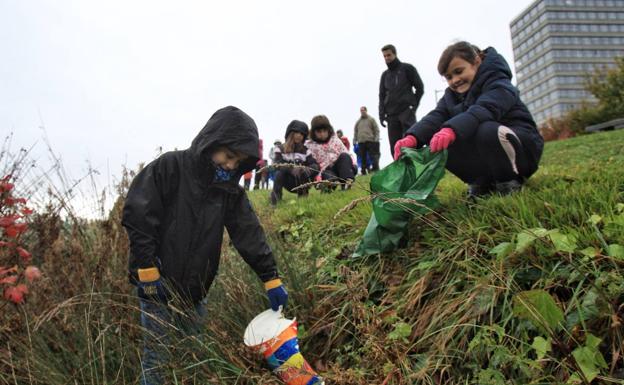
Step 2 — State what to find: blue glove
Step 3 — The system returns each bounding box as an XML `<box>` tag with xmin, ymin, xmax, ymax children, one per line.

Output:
<box><xmin>265</xmin><ymin>278</ymin><xmax>288</xmax><ymax>311</ymax></box>
<box><xmin>137</xmin><ymin>267</ymin><xmax>168</xmax><ymax>303</ymax></box>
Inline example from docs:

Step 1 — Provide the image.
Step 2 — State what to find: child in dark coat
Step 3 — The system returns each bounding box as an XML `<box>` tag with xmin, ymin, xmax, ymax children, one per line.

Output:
<box><xmin>394</xmin><ymin>41</ymin><xmax>544</xmax><ymax>198</ymax></box>
<box><xmin>122</xmin><ymin>106</ymin><xmax>288</xmax><ymax>385</ymax></box>
<box><xmin>270</xmin><ymin>120</ymin><xmax>319</xmax><ymax>205</ymax></box>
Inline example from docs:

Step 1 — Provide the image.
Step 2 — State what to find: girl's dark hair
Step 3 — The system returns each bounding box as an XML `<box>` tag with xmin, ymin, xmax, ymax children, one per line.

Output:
<box><xmin>437</xmin><ymin>41</ymin><xmax>483</xmax><ymax>75</ymax></box>
<box><xmin>310</xmin><ymin>115</ymin><xmax>335</xmax><ymax>142</ymax></box>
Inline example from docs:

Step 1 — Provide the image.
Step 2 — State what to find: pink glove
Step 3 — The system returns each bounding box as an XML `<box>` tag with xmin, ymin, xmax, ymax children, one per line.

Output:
<box><xmin>393</xmin><ymin>135</ymin><xmax>418</xmax><ymax>161</ymax></box>
<box><xmin>315</xmin><ymin>174</ymin><xmax>322</xmax><ymax>182</ymax></box>
<box><xmin>429</xmin><ymin>128</ymin><xmax>456</xmax><ymax>153</ymax></box>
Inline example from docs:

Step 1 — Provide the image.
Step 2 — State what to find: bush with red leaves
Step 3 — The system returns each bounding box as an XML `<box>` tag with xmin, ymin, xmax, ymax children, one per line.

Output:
<box><xmin>0</xmin><ymin>175</ymin><xmax>41</xmax><ymax>305</ymax></box>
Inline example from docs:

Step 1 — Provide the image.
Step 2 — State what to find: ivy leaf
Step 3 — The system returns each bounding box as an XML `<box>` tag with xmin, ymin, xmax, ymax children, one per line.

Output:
<box><xmin>579</xmin><ymin>247</ymin><xmax>599</xmax><ymax>258</ymax></box>
<box><xmin>588</xmin><ymin>214</ymin><xmax>603</xmax><ymax>225</ymax></box>
<box><xmin>607</xmin><ymin>244</ymin><xmax>624</xmax><ymax>260</ymax></box>
<box><xmin>516</xmin><ymin>228</ymin><xmax>549</xmax><ymax>253</ymax></box>
<box><xmin>489</xmin><ymin>242</ymin><xmax>513</xmax><ymax>260</ymax></box>
<box><xmin>388</xmin><ymin>322</ymin><xmax>412</xmax><ymax>342</ymax></box>
<box><xmin>549</xmin><ymin>230</ymin><xmax>578</xmax><ymax>253</ymax></box>
<box><xmin>571</xmin><ymin>334</ymin><xmax>608</xmax><ymax>383</ymax></box>
<box><xmin>513</xmin><ymin>290</ymin><xmax>564</xmax><ymax>333</ymax></box>
<box><xmin>416</xmin><ymin>260</ymin><xmax>436</xmax><ymax>270</ymax></box>
<box><xmin>532</xmin><ymin>336</ymin><xmax>552</xmax><ymax>360</ymax></box>
<box><xmin>516</xmin><ymin>232</ymin><xmax>536</xmax><ymax>253</ymax></box>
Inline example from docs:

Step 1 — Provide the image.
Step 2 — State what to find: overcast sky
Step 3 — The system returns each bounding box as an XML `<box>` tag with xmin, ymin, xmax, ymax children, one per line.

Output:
<box><xmin>1</xmin><ymin>0</ymin><xmax>535</xmax><ymax>216</ymax></box>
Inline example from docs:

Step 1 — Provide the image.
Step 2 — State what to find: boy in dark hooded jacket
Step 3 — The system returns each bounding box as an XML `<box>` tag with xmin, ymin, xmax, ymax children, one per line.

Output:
<box><xmin>394</xmin><ymin>41</ymin><xmax>543</xmax><ymax>198</ymax></box>
<box><xmin>122</xmin><ymin>106</ymin><xmax>288</xmax><ymax>385</ymax></box>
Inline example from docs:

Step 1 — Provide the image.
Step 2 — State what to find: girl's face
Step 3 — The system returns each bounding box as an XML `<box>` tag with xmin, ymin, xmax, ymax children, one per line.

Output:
<box><xmin>211</xmin><ymin>147</ymin><xmax>248</xmax><ymax>171</ymax></box>
<box><xmin>444</xmin><ymin>56</ymin><xmax>482</xmax><ymax>94</ymax></box>
<box><xmin>315</xmin><ymin>128</ymin><xmax>330</xmax><ymax>141</ymax></box>
<box><xmin>292</xmin><ymin>132</ymin><xmax>304</xmax><ymax>144</ymax></box>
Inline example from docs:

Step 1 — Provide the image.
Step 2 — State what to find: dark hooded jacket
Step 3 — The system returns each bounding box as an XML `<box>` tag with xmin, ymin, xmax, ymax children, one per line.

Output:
<box><xmin>406</xmin><ymin>47</ymin><xmax>544</xmax><ymax>163</ymax></box>
<box><xmin>379</xmin><ymin>58</ymin><xmax>425</xmax><ymax>118</ymax></box>
<box><xmin>122</xmin><ymin>106</ymin><xmax>278</xmax><ymax>303</ymax></box>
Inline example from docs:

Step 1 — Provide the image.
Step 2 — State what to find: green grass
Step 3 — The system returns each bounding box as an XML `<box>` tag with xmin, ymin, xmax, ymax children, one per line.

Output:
<box><xmin>2</xmin><ymin>130</ymin><xmax>623</xmax><ymax>385</ymax></box>
<box><xmin>238</xmin><ymin>129</ymin><xmax>624</xmax><ymax>384</ymax></box>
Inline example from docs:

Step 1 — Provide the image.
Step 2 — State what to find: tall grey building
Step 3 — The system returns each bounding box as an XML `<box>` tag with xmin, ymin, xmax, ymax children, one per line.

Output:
<box><xmin>510</xmin><ymin>0</ymin><xmax>624</xmax><ymax>126</ymax></box>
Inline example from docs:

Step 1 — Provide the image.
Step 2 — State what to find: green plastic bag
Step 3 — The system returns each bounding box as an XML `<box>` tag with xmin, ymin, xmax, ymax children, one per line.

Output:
<box><xmin>354</xmin><ymin>147</ymin><xmax>447</xmax><ymax>256</ymax></box>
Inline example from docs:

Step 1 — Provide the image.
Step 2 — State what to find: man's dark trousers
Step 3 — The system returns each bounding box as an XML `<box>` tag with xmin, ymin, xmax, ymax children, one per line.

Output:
<box><xmin>387</xmin><ymin>107</ymin><xmax>416</xmax><ymax>155</ymax></box>
<box><xmin>357</xmin><ymin>141</ymin><xmax>380</xmax><ymax>174</ymax></box>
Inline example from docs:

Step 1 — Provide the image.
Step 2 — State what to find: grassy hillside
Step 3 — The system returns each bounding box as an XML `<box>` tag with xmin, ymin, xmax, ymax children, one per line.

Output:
<box><xmin>1</xmin><ymin>130</ymin><xmax>623</xmax><ymax>385</ymax></box>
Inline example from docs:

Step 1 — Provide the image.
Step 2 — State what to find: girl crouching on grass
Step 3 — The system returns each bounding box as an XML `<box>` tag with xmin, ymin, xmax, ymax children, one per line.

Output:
<box><xmin>306</xmin><ymin>115</ymin><xmax>356</xmax><ymax>191</ymax></box>
<box><xmin>394</xmin><ymin>41</ymin><xmax>544</xmax><ymax>199</ymax></box>
<box><xmin>270</xmin><ymin>120</ymin><xmax>319</xmax><ymax>205</ymax></box>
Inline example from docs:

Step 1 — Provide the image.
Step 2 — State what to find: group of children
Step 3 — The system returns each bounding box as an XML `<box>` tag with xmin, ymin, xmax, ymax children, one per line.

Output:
<box><xmin>122</xmin><ymin>41</ymin><xmax>544</xmax><ymax>384</ymax></box>
<box><xmin>269</xmin><ymin>115</ymin><xmax>357</xmax><ymax>205</ymax></box>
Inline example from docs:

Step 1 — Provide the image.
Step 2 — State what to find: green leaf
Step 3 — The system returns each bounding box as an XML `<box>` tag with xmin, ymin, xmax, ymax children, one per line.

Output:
<box><xmin>515</xmin><ymin>228</ymin><xmax>549</xmax><ymax>253</ymax></box>
<box><xmin>571</xmin><ymin>334</ymin><xmax>608</xmax><ymax>383</ymax></box>
<box><xmin>588</xmin><ymin>214</ymin><xmax>603</xmax><ymax>225</ymax></box>
<box><xmin>572</xmin><ymin>347</ymin><xmax>600</xmax><ymax>382</ymax></box>
<box><xmin>566</xmin><ymin>289</ymin><xmax>609</xmax><ymax>328</ymax></box>
<box><xmin>515</xmin><ymin>232</ymin><xmax>536</xmax><ymax>253</ymax></box>
<box><xmin>607</xmin><ymin>244</ymin><xmax>624</xmax><ymax>260</ymax></box>
<box><xmin>489</xmin><ymin>242</ymin><xmax>513</xmax><ymax>260</ymax></box>
<box><xmin>388</xmin><ymin>322</ymin><xmax>412</xmax><ymax>342</ymax></box>
<box><xmin>585</xmin><ymin>334</ymin><xmax>602</xmax><ymax>350</ymax></box>
<box><xmin>531</xmin><ymin>336</ymin><xmax>551</xmax><ymax>360</ymax></box>
<box><xmin>579</xmin><ymin>247</ymin><xmax>599</xmax><ymax>258</ymax></box>
<box><xmin>616</xmin><ymin>203</ymin><xmax>624</xmax><ymax>213</ymax></box>
<box><xmin>549</xmin><ymin>230</ymin><xmax>578</xmax><ymax>253</ymax></box>
<box><xmin>512</xmin><ymin>290</ymin><xmax>564</xmax><ymax>333</ymax></box>
<box><xmin>416</xmin><ymin>260</ymin><xmax>436</xmax><ymax>270</ymax></box>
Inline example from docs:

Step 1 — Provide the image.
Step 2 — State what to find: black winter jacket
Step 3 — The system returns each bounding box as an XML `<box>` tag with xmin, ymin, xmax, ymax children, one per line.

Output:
<box><xmin>379</xmin><ymin>58</ymin><xmax>425</xmax><ymax>118</ymax></box>
<box><xmin>406</xmin><ymin>48</ymin><xmax>543</xmax><ymax>155</ymax></box>
<box><xmin>122</xmin><ymin>106</ymin><xmax>278</xmax><ymax>303</ymax></box>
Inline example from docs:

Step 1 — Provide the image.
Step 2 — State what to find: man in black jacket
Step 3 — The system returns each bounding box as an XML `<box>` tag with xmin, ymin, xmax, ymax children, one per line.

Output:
<box><xmin>122</xmin><ymin>106</ymin><xmax>288</xmax><ymax>385</ymax></box>
<box><xmin>379</xmin><ymin>44</ymin><xmax>425</xmax><ymax>155</ymax></box>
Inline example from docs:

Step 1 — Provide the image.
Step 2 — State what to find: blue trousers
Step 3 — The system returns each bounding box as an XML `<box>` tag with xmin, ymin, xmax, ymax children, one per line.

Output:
<box><xmin>139</xmin><ymin>298</ymin><xmax>208</xmax><ymax>385</ymax></box>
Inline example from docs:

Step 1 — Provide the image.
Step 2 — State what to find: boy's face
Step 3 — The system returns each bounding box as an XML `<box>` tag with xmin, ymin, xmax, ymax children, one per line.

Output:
<box><xmin>211</xmin><ymin>147</ymin><xmax>248</xmax><ymax>171</ymax></box>
<box><xmin>315</xmin><ymin>128</ymin><xmax>330</xmax><ymax>141</ymax></box>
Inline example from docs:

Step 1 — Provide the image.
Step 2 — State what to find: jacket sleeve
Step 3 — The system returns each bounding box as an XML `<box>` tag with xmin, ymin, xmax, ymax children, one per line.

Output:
<box><xmin>378</xmin><ymin>72</ymin><xmax>387</xmax><ymax>120</ymax></box>
<box><xmin>122</xmin><ymin>156</ymin><xmax>177</xmax><ymax>269</ymax></box>
<box><xmin>407</xmin><ymin>65</ymin><xmax>425</xmax><ymax>108</ymax></box>
<box><xmin>224</xmin><ymin>192</ymin><xmax>278</xmax><ymax>282</ymax></box>
<box><xmin>444</xmin><ymin>81</ymin><xmax>518</xmax><ymax>140</ymax></box>
<box><xmin>353</xmin><ymin>121</ymin><xmax>359</xmax><ymax>144</ymax></box>
<box><xmin>405</xmin><ymin>97</ymin><xmax>451</xmax><ymax>145</ymax></box>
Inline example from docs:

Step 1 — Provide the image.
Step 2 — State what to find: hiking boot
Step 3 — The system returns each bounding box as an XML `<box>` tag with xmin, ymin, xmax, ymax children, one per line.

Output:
<box><xmin>467</xmin><ymin>183</ymin><xmax>494</xmax><ymax>200</ymax></box>
<box><xmin>495</xmin><ymin>179</ymin><xmax>523</xmax><ymax>195</ymax></box>
<box><xmin>297</xmin><ymin>188</ymin><xmax>309</xmax><ymax>198</ymax></box>
<box><xmin>342</xmin><ymin>178</ymin><xmax>354</xmax><ymax>191</ymax></box>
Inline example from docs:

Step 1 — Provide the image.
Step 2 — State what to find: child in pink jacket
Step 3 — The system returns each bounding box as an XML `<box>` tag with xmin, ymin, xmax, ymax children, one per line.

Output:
<box><xmin>306</xmin><ymin>115</ymin><xmax>356</xmax><ymax>190</ymax></box>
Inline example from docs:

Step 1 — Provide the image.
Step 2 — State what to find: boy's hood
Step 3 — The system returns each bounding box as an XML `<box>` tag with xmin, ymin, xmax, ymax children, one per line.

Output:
<box><xmin>190</xmin><ymin>106</ymin><xmax>260</xmax><ymax>174</ymax></box>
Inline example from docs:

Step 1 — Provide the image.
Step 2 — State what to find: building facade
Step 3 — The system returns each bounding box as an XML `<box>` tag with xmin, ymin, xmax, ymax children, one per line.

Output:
<box><xmin>510</xmin><ymin>0</ymin><xmax>624</xmax><ymax>126</ymax></box>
